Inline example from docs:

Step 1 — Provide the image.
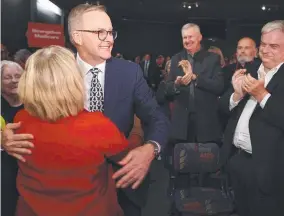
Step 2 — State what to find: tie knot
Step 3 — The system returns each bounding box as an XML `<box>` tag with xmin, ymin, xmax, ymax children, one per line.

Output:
<box><xmin>90</xmin><ymin>68</ymin><xmax>100</xmax><ymax>75</ymax></box>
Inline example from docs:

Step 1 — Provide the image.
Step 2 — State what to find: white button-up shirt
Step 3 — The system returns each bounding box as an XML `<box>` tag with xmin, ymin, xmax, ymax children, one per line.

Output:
<box><xmin>229</xmin><ymin>62</ymin><xmax>284</xmax><ymax>154</ymax></box>
<box><xmin>76</xmin><ymin>54</ymin><xmax>106</xmax><ymax>111</ymax></box>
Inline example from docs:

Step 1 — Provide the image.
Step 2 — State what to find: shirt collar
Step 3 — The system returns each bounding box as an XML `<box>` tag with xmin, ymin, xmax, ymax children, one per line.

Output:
<box><xmin>76</xmin><ymin>53</ymin><xmax>106</xmax><ymax>75</ymax></box>
<box><xmin>258</xmin><ymin>62</ymin><xmax>284</xmax><ymax>78</ymax></box>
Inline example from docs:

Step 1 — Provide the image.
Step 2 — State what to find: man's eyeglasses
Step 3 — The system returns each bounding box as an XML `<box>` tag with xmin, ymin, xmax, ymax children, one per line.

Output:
<box><xmin>76</xmin><ymin>29</ymin><xmax>118</xmax><ymax>41</ymax></box>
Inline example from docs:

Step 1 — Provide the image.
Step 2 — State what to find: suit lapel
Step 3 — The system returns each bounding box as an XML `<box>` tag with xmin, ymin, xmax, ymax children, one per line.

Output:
<box><xmin>266</xmin><ymin>64</ymin><xmax>284</xmax><ymax>93</ymax></box>
<box><xmin>104</xmin><ymin>58</ymin><xmax>119</xmax><ymax>117</ymax></box>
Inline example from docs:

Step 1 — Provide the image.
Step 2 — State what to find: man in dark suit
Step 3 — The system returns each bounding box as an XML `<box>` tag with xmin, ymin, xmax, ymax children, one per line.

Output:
<box><xmin>1</xmin><ymin>4</ymin><xmax>169</xmax><ymax>216</ymax></box>
<box><xmin>165</xmin><ymin>23</ymin><xmax>224</xmax><ymax>144</ymax></box>
<box><xmin>219</xmin><ymin>20</ymin><xmax>284</xmax><ymax>216</ymax></box>
<box><xmin>140</xmin><ymin>53</ymin><xmax>155</xmax><ymax>88</ymax></box>
<box><xmin>220</xmin><ymin>38</ymin><xmax>261</xmax><ymax>129</ymax></box>
<box><xmin>222</xmin><ymin>37</ymin><xmax>260</xmax><ymax>94</ymax></box>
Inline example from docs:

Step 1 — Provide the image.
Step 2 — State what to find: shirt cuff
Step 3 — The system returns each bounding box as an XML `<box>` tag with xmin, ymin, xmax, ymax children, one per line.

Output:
<box><xmin>229</xmin><ymin>93</ymin><xmax>241</xmax><ymax>111</ymax></box>
<box><xmin>259</xmin><ymin>93</ymin><xmax>271</xmax><ymax>108</ymax></box>
<box><xmin>147</xmin><ymin>140</ymin><xmax>161</xmax><ymax>153</ymax></box>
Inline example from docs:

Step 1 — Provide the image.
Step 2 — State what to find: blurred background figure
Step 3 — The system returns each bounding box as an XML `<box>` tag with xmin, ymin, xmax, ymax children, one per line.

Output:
<box><xmin>165</xmin><ymin>56</ymin><xmax>171</xmax><ymax>63</ymax></box>
<box><xmin>1</xmin><ymin>60</ymin><xmax>24</xmax><ymax>216</ymax></box>
<box><xmin>140</xmin><ymin>53</ymin><xmax>155</xmax><ymax>87</ymax></box>
<box><xmin>208</xmin><ymin>46</ymin><xmax>226</xmax><ymax>68</ymax></box>
<box><xmin>14</xmin><ymin>49</ymin><xmax>32</xmax><ymax>69</ymax></box>
<box><xmin>1</xmin><ymin>44</ymin><xmax>10</xmax><ymax>60</ymax></box>
<box><xmin>115</xmin><ymin>52</ymin><xmax>124</xmax><ymax>59</ymax></box>
<box><xmin>135</xmin><ymin>56</ymin><xmax>141</xmax><ymax>64</ymax></box>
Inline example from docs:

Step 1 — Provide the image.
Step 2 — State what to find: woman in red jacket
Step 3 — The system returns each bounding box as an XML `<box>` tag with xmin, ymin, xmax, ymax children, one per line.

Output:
<box><xmin>14</xmin><ymin>46</ymin><xmax>128</xmax><ymax>216</ymax></box>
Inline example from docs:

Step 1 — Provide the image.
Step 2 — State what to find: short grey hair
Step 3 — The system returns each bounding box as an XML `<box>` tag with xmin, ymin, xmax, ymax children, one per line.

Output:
<box><xmin>262</xmin><ymin>20</ymin><xmax>284</xmax><ymax>34</ymax></box>
<box><xmin>181</xmin><ymin>23</ymin><xmax>201</xmax><ymax>35</ymax></box>
<box><xmin>1</xmin><ymin>60</ymin><xmax>23</xmax><ymax>74</ymax></box>
<box><xmin>14</xmin><ymin>49</ymin><xmax>32</xmax><ymax>64</ymax></box>
<box><xmin>68</xmin><ymin>3</ymin><xmax>106</xmax><ymax>44</ymax></box>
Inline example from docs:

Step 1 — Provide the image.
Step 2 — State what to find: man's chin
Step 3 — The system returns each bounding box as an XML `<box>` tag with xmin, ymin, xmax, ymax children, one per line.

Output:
<box><xmin>100</xmin><ymin>53</ymin><xmax>112</xmax><ymax>60</ymax></box>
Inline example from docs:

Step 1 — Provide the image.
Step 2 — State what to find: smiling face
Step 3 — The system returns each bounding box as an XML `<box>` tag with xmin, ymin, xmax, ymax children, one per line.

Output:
<box><xmin>259</xmin><ymin>29</ymin><xmax>284</xmax><ymax>70</ymax></box>
<box><xmin>72</xmin><ymin>10</ymin><xmax>114</xmax><ymax>65</ymax></box>
<box><xmin>1</xmin><ymin>64</ymin><xmax>23</xmax><ymax>96</ymax></box>
<box><xmin>182</xmin><ymin>27</ymin><xmax>202</xmax><ymax>54</ymax></box>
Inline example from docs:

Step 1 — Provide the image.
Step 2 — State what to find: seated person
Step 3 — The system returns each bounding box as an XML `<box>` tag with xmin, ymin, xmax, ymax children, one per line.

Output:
<box><xmin>14</xmin><ymin>45</ymin><xmax>128</xmax><ymax>216</ymax></box>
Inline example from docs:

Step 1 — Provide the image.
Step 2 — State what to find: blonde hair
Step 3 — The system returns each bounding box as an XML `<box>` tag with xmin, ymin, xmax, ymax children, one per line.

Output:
<box><xmin>208</xmin><ymin>46</ymin><xmax>226</xmax><ymax>67</ymax></box>
<box><xmin>18</xmin><ymin>46</ymin><xmax>85</xmax><ymax>122</ymax></box>
<box><xmin>68</xmin><ymin>3</ymin><xmax>106</xmax><ymax>44</ymax></box>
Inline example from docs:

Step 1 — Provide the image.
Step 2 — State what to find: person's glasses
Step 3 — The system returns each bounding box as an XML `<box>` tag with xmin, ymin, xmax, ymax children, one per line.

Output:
<box><xmin>76</xmin><ymin>29</ymin><xmax>117</xmax><ymax>41</ymax></box>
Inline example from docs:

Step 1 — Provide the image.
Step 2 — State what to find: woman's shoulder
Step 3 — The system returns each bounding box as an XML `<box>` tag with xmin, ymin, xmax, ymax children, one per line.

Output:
<box><xmin>14</xmin><ymin>109</ymin><xmax>30</xmax><ymax>123</ymax></box>
<box><xmin>74</xmin><ymin>110</ymin><xmax>113</xmax><ymax>128</ymax></box>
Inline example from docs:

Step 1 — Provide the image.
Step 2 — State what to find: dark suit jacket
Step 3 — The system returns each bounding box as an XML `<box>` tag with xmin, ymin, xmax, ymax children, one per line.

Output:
<box><xmin>219</xmin><ymin>64</ymin><xmax>284</xmax><ymax>214</ymax></box>
<box><xmin>104</xmin><ymin>57</ymin><xmax>170</xmax><ymax>207</ymax></box>
<box><xmin>139</xmin><ymin>60</ymin><xmax>156</xmax><ymax>86</ymax></box>
<box><xmin>164</xmin><ymin>49</ymin><xmax>224</xmax><ymax>142</ymax></box>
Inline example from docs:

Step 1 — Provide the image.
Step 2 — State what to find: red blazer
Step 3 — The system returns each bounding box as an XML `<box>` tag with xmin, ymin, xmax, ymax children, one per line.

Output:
<box><xmin>14</xmin><ymin>110</ymin><xmax>128</xmax><ymax>216</ymax></box>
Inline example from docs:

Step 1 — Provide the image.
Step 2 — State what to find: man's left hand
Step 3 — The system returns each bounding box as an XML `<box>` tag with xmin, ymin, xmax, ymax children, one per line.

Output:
<box><xmin>242</xmin><ymin>73</ymin><xmax>269</xmax><ymax>102</ymax></box>
<box><xmin>112</xmin><ymin>144</ymin><xmax>155</xmax><ymax>189</ymax></box>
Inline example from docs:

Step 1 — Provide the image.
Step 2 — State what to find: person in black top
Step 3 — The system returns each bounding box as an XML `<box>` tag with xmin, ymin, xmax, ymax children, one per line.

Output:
<box><xmin>222</xmin><ymin>37</ymin><xmax>260</xmax><ymax>94</ymax></box>
<box><xmin>220</xmin><ymin>38</ymin><xmax>261</xmax><ymax>129</ymax></box>
<box><xmin>1</xmin><ymin>60</ymin><xmax>24</xmax><ymax>216</ymax></box>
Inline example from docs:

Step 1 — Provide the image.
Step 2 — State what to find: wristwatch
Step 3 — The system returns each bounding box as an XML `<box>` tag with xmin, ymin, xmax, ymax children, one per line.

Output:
<box><xmin>147</xmin><ymin>140</ymin><xmax>161</xmax><ymax>159</ymax></box>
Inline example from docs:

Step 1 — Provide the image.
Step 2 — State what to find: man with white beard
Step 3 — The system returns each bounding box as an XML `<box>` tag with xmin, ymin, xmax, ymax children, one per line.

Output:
<box><xmin>223</xmin><ymin>37</ymin><xmax>261</xmax><ymax>93</ymax></box>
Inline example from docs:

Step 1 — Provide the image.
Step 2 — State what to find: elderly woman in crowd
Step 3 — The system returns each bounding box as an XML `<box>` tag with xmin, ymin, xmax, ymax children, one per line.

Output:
<box><xmin>1</xmin><ymin>60</ymin><xmax>24</xmax><ymax>216</ymax></box>
<box><xmin>14</xmin><ymin>46</ymin><xmax>128</xmax><ymax>216</ymax></box>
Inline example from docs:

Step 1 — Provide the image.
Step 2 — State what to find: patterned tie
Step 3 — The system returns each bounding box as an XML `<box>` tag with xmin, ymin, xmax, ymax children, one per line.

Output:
<box><xmin>89</xmin><ymin>68</ymin><xmax>104</xmax><ymax>112</ymax></box>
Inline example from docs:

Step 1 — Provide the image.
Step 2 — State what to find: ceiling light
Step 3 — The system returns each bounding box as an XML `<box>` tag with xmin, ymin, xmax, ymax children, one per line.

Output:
<box><xmin>195</xmin><ymin>3</ymin><xmax>199</xmax><ymax>8</ymax></box>
<box><xmin>188</xmin><ymin>5</ymin><xmax>192</xmax><ymax>9</ymax></box>
<box><xmin>261</xmin><ymin>5</ymin><xmax>266</xmax><ymax>10</ymax></box>
<box><xmin>36</xmin><ymin>0</ymin><xmax>62</xmax><ymax>16</ymax></box>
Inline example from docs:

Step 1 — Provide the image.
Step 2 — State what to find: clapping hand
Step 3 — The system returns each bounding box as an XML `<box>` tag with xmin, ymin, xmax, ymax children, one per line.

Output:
<box><xmin>178</xmin><ymin>60</ymin><xmax>192</xmax><ymax>75</ymax></box>
<box><xmin>242</xmin><ymin>72</ymin><xmax>268</xmax><ymax>102</ymax></box>
<box><xmin>176</xmin><ymin>60</ymin><xmax>197</xmax><ymax>85</ymax></box>
<box><xmin>232</xmin><ymin>69</ymin><xmax>247</xmax><ymax>101</ymax></box>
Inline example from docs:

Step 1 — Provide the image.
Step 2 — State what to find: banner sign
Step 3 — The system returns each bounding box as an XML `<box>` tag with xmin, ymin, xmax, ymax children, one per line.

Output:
<box><xmin>27</xmin><ymin>22</ymin><xmax>65</xmax><ymax>47</ymax></box>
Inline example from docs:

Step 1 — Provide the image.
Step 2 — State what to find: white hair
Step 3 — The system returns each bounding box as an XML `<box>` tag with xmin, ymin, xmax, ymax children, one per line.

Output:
<box><xmin>1</xmin><ymin>60</ymin><xmax>23</xmax><ymax>74</ymax></box>
<box><xmin>181</xmin><ymin>23</ymin><xmax>201</xmax><ymax>35</ymax></box>
<box><xmin>262</xmin><ymin>20</ymin><xmax>284</xmax><ymax>34</ymax></box>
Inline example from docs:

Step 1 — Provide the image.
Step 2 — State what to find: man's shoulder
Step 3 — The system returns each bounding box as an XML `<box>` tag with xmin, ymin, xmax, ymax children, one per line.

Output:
<box><xmin>110</xmin><ymin>57</ymin><xmax>138</xmax><ymax>68</ymax></box>
<box><xmin>108</xmin><ymin>57</ymin><xmax>141</xmax><ymax>76</ymax></box>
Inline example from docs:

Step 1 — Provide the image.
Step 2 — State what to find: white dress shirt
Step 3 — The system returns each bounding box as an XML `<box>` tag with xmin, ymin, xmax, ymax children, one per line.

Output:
<box><xmin>76</xmin><ymin>54</ymin><xmax>106</xmax><ymax>111</ymax></box>
<box><xmin>229</xmin><ymin>62</ymin><xmax>284</xmax><ymax>154</ymax></box>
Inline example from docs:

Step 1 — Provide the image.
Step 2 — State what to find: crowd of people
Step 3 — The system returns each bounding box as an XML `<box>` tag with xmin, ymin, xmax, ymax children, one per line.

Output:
<box><xmin>1</xmin><ymin>2</ymin><xmax>284</xmax><ymax>216</ymax></box>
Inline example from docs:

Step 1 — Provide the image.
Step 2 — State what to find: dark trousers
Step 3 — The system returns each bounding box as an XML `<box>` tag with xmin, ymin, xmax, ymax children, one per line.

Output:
<box><xmin>1</xmin><ymin>153</ymin><xmax>19</xmax><ymax>216</ymax></box>
<box><xmin>229</xmin><ymin>148</ymin><xmax>281</xmax><ymax>216</ymax></box>
<box><xmin>117</xmin><ymin>190</ymin><xmax>141</xmax><ymax>216</ymax></box>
